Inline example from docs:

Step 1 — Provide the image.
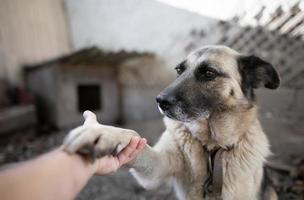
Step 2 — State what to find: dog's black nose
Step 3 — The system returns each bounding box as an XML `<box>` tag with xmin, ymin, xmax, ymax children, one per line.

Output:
<box><xmin>156</xmin><ymin>95</ymin><xmax>176</xmax><ymax>111</ymax></box>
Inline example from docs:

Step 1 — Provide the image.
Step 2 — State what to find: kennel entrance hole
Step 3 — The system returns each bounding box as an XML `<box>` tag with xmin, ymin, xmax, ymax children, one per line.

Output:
<box><xmin>77</xmin><ymin>84</ymin><xmax>102</xmax><ymax>112</ymax></box>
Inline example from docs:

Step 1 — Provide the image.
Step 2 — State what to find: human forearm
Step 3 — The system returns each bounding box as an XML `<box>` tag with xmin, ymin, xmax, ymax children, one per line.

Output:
<box><xmin>0</xmin><ymin>148</ymin><xmax>96</xmax><ymax>200</ymax></box>
<box><xmin>0</xmin><ymin>135</ymin><xmax>146</xmax><ymax>200</ymax></box>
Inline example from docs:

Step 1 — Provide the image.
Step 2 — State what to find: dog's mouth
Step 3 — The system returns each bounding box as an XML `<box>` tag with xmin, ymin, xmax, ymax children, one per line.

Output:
<box><xmin>158</xmin><ymin>104</ymin><xmax>180</xmax><ymax>121</ymax></box>
<box><xmin>157</xmin><ymin>104</ymin><xmax>165</xmax><ymax>115</ymax></box>
<box><xmin>158</xmin><ymin>104</ymin><xmax>210</xmax><ymax>122</ymax></box>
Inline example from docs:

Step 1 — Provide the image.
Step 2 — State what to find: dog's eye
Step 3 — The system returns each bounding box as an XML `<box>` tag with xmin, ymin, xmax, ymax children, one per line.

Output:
<box><xmin>205</xmin><ymin>69</ymin><xmax>216</xmax><ymax>79</ymax></box>
<box><xmin>175</xmin><ymin>62</ymin><xmax>186</xmax><ymax>76</ymax></box>
<box><xmin>175</xmin><ymin>67</ymin><xmax>184</xmax><ymax>75</ymax></box>
<box><xmin>195</xmin><ymin>65</ymin><xmax>217</xmax><ymax>81</ymax></box>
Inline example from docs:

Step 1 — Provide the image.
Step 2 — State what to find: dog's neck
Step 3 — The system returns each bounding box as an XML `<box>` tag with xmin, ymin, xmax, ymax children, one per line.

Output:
<box><xmin>184</xmin><ymin>106</ymin><xmax>258</xmax><ymax>150</ymax></box>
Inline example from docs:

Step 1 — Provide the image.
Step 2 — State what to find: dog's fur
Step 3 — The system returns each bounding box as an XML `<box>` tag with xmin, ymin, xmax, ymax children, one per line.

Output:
<box><xmin>63</xmin><ymin>46</ymin><xmax>279</xmax><ymax>200</ymax></box>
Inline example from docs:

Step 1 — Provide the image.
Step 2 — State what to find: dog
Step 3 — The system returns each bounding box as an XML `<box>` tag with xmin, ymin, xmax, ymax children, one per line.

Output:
<box><xmin>63</xmin><ymin>45</ymin><xmax>279</xmax><ymax>200</ymax></box>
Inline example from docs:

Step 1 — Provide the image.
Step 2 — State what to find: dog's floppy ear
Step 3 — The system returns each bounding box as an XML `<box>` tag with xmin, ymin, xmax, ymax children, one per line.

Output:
<box><xmin>238</xmin><ymin>55</ymin><xmax>280</xmax><ymax>99</ymax></box>
<box><xmin>238</xmin><ymin>55</ymin><xmax>280</xmax><ymax>89</ymax></box>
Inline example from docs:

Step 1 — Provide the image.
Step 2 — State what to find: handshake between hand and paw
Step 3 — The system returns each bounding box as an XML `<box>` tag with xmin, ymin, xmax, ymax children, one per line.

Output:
<box><xmin>62</xmin><ymin>110</ymin><xmax>147</xmax><ymax>174</ymax></box>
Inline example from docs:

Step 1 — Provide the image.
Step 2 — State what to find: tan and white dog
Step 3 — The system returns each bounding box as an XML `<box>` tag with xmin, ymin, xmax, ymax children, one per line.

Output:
<box><xmin>63</xmin><ymin>46</ymin><xmax>279</xmax><ymax>200</ymax></box>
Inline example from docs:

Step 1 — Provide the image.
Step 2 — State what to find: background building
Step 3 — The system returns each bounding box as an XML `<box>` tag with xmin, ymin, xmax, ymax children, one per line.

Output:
<box><xmin>25</xmin><ymin>47</ymin><xmax>160</xmax><ymax>128</ymax></box>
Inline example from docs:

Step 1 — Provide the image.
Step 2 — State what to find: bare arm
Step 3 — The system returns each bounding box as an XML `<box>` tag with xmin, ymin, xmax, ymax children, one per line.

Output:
<box><xmin>0</xmin><ymin>137</ymin><xmax>146</xmax><ymax>200</ymax></box>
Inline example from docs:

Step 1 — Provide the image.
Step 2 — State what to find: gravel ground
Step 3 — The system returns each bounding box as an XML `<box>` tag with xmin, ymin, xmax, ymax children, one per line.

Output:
<box><xmin>77</xmin><ymin>170</ymin><xmax>175</xmax><ymax>200</ymax></box>
<box><xmin>0</xmin><ymin>118</ymin><xmax>303</xmax><ymax>200</ymax></box>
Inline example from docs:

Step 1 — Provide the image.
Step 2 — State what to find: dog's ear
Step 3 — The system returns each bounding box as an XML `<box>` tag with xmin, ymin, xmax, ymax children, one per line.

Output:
<box><xmin>238</xmin><ymin>55</ymin><xmax>280</xmax><ymax>99</ymax></box>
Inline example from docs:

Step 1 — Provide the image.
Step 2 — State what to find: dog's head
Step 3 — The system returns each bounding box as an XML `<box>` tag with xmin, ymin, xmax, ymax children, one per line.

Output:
<box><xmin>157</xmin><ymin>45</ymin><xmax>280</xmax><ymax>122</ymax></box>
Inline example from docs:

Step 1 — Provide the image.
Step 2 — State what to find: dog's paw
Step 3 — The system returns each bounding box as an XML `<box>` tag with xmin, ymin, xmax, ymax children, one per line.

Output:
<box><xmin>63</xmin><ymin>123</ymin><xmax>112</xmax><ymax>160</ymax></box>
<box><xmin>63</xmin><ymin>111</ymin><xmax>139</xmax><ymax>160</ymax></box>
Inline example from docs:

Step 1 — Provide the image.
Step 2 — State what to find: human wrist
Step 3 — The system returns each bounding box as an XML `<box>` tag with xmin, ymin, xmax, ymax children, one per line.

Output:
<box><xmin>91</xmin><ymin>159</ymin><xmax>100</xmax><ymax>175</ymax></box>
<box><xmin>74</xmin><ymin>153</ymin><xmax>98</xmax><ymax>176</ymax></box>
<box><xmin>59</xmin><ymin>147</ymin><xmax>97</xmax><ymax>177</ymax></box>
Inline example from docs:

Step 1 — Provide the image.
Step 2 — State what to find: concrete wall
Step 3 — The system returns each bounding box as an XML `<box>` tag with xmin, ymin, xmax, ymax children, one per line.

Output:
<box><xmin>118</xmin><ymin>56</ymin><xmax>172</xmax><ymax>123</ymax></box>
<box><xmin>257</xmin><ymin>89</ymin><xmax>304</xmax><ymax>123</ymax></box>
<box><xmin>56</xmin><ymin>64</ymin><xmax>119</xmax><ymax>128</ymax></box>
<box><xmin>65</xmin><ymin>0</ymin><xmax>217</xmax><ymax>67</ymax></box>
<box><xmin>0</xmin><ymin>0</ymin><xmax>71</xmax><ymax>83</ymax></box>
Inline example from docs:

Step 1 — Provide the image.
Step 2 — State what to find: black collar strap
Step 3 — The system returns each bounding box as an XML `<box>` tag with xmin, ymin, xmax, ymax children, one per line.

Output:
<box><xmin>203</xmin><ymin>147</ymin><xmax>224</xmax><ymax>200</ymax></box>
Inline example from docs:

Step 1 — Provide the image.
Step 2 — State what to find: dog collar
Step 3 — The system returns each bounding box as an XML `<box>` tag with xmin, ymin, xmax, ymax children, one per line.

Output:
<box><xmin>203</xmin><ymin>147</ymin><xmax>224</xmax><ymax>200</ymax></box>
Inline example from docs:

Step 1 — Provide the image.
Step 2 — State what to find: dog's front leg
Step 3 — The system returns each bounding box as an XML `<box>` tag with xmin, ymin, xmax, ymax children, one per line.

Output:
<box><xmin>126</xmin><ymin>144</ymin><xmax>175</xmax><ymax>189</ymax></box>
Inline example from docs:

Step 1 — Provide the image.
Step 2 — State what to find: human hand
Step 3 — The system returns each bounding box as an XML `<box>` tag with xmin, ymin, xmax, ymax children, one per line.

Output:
<box><xmin>93</xmin><ymin>136</ymin><xmax>147</xmax><ymax>175</ymax></box>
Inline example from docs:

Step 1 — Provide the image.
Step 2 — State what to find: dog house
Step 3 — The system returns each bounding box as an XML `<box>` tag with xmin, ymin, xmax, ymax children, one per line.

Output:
<box><xmin>24</xmin><ymin>47</ymin><xmax>153</xmax><ymax>129</ymax></box>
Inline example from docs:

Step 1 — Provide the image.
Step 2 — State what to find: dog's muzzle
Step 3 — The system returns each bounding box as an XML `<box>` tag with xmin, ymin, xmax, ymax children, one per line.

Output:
<box><xmin>156</xmin><ymin>95</ymin><xmax>176</xmax><ymax>111</ymax></box>
<box><xmin>156</xmin><ymin>94</ymin><xmax>177</xmax><ymax>112</ymax></box>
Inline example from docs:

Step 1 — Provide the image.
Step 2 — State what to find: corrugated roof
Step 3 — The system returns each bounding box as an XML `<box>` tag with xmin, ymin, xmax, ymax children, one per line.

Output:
<box><xmin>24</xmin><ymin>46</ymin><xmax>154</xmax><ymax>72</ymax></box>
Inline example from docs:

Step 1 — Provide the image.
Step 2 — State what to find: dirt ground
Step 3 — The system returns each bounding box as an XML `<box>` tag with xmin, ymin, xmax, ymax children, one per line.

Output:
<box><xmin>0</xmin><ymin>117</ymin><xmax>303</xmax><ymax>200</ymax></box>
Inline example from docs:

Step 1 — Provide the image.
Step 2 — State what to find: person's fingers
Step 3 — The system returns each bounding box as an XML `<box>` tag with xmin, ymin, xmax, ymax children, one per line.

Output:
<box><xmin>95</xmin><ymin>155</ymin><xmax>120</xmax><ymax>175</ymax></box>
<box><xmin>129</xmin><ymin>138</ymin><xmax>147</xmax><ymax>158</ymax></box>
<box><xmin>137</xmin><ymin>138</ymin><xmax>147</xmax><ymax>150</ymax></box>
<box><xmin>117</xmin><ymin>137</ymin><xmax>140</xmax><ymax>164</ymax></box>
<box><xmin>122</xmin><ymin>137</ymin><xmax>140</xmax><ymax>155</ymax></box>
<box><xmin>95</xmin><ymin>137</ymin><xmax>147</xmax><ymax>175</ymax></box>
